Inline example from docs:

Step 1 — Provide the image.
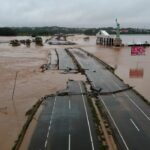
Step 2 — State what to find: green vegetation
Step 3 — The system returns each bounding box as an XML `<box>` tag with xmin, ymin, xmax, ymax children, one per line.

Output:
<box><xmin>0</xmin><ymin>28</ymin><xmax>17</xmax><ymax>36</ymax></box>
<box><xmin>0</xmin><ymin>26</ymin><xmax>150</xmax><ymax>36</ymax></box>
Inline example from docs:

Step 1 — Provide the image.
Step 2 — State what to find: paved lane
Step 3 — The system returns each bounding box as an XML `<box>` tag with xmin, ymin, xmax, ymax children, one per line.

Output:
<box><xmin>46</xmin><ymin>96</ymin><xmax>69</xmax><ymax>150</ymax></box>
<box><xmin>28</xmin><ymin>97</ymin><xmax>55</xmax><ymax>150</ymax></box>
<box><xmin>68</xmin><ymin>81</ymin><xmax>99</xmax><ymax>150</ymax></box>
<box><xmin>56</xmin><ymin>49</ymin><xmax>77</xmax><ymax>70</ymax></box>
<box><xmin>29</xmin><ymin>81</ymin><xmax>100</xmax><ymax>150</ymax></box>
<box><xmin>69</xmin><ymin>48</ymin><xmax>150</xmax><ymax>150</ymax></box>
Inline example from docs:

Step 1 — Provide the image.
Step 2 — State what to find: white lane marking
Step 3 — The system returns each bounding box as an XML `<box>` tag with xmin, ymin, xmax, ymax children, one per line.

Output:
<box><xmin>100</xmin><ymin>96</ymin><xmax>129</xmax><ymax>150</ymax></box>
<box><xmin>79</xmin><ymin>82</ymin><xmax>95</xmax><ymax>150</ymax></box>
<box><xmin>44</xmin><ymin>140</ymin><xmax>48</xmax><ymax>148</ymax></box>
<box><xmin>49</xmin><ymin>97</ymin><xmax>57</xmax><ymax>126</ymax></box>
<box><xmin>47</xmin><ymin>131</ymin><xmax>49</xmax><ymax>138</ymax></box>
<box><xmin>48</xmin><ymin>126</ymin><xmax>50</xmax><ymax>131</ymax></box>
<box><xmin>125</xmin><ymin>94</ymin><xmax>150</xmax><ymax>121</ymax></box>
<box><xmin>45</xmin><ymin>97</ymin><xmax>57</xmax><ymax>149</ymax></box>
<box><xmin>113</xmin><ymin>81</ymin><xmax>150</xmax><ymax>121</ymax></box>
<box><xmin>69</xmin><ymin>100</ymin><xmax>71</xmax><ymax>110</ymax></box>
<box><xmin>68</xmin><ymin>134</ymin><xmax>71</xmax><ymax>150</ymax></box>
<box><xmin>130</xmin><ymin>119</ymin><xmax>140</xmax><ymax>132</ymax></box>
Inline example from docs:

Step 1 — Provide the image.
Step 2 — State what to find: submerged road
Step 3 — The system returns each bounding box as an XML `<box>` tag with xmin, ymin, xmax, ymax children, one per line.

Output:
<box><xmin>29</xmin><ymin>81</ymin><xmax>99</xmax><ymax>150</ymax></box>
<box><xmin>69</xmin><ymin>48</ymin><xmax>150</xmax><ymax>150</ymax></box>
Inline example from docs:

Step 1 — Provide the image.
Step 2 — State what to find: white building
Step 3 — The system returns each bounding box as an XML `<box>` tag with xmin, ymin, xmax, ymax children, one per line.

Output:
<box><xmin>96</xmin><ymin>30</ymin><xmax>115</xmax><ymax>46</ymax></box>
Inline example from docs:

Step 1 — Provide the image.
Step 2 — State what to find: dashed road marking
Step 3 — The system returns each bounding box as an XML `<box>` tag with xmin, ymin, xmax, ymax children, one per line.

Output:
<box><xmin>113</xmin><ymin>80</ymin><xmax>150</xmax><ymax>121</ymax></box>
<box><xmin>44</xmin><ymin>97</ymin><xmax>57</xmax><ymax>149</ymax></box>
<box><xmin>130</xmin><ymin>119</ymin><xmax>140</xmax><ymax>132</ymax></box>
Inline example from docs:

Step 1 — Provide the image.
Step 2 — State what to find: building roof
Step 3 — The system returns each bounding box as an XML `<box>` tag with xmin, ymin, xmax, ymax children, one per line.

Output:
<box><xmin>96</xmin><ymin>30</ymin><xmax>114</xmax><ymax>38</ymax></box>
<box><xmin>100</xmin><ymin>30</ymin><xmax>110</xmax><ymax>36</ymax></box>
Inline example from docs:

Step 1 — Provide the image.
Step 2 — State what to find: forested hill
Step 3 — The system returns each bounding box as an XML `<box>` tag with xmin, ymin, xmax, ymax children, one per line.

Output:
<box><xmin>0</xmin><ymin>26</ymin><xmax>150</xmax><ymax>36</ymax></box>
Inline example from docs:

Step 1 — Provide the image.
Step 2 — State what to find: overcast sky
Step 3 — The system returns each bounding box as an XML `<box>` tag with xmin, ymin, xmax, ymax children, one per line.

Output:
<box><xmin>0</xmin><ymin>0</ymin><xmax>150</xmax><ymax>28</ymax></box>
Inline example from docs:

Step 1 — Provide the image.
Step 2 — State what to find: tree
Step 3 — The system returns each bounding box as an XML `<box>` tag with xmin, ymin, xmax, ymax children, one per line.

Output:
<box><xmin>0</xmin><ymin>28</ymin><xmax>17</xmax><ymax>36</ymax></box>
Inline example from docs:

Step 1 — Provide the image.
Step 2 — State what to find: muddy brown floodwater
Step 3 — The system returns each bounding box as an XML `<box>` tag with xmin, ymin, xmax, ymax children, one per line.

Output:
<box><xmin>0</xmin><ymin>35</ymin><xmax>150</xmax><ymax>150</ymax></box>
<box><xmin>0</xmin><ymin>37</ymin><xmax>85</xmax><ymax>150</ymax></box>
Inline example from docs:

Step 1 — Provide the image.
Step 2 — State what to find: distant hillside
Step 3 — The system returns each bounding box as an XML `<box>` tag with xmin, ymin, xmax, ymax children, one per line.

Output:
<box><xmin>0</xmin><ymin>26</ymin><xmax>150</xmax><ymax>36</ymax></box>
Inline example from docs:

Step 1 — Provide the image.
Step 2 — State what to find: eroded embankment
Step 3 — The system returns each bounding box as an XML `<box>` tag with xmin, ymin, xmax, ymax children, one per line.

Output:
<box><xmin>40</xmin><ymin>49</ymin><xmax>58</xmax><ymax>72</ymax></box>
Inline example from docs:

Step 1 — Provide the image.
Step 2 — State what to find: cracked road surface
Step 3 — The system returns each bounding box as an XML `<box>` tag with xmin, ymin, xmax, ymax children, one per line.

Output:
<box><xmin>28</xmin><ymin>81</ymin><xmax>100</xmax><ymax>150</ymax></box>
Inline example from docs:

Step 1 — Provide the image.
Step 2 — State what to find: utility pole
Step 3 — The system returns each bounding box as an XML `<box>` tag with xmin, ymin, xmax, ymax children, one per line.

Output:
<box><xmin>11</xmin><ymin>71</ymin><xmax>20</xmax><ymax>131</ymax></box>
<box><xmin>12</xmin><ymin>71</ymin><xmax>18</xmax><ymax>101</ymax></box>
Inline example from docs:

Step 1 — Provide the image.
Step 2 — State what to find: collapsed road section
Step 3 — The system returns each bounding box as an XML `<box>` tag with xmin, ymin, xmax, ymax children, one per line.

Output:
<box><xmin>42</xmin><ymin>48</ymin><xmax>78</xmax><ymax>72</ymax></box>
<box><xmin>56</xmin><ymin>48</ymin><xmax>77</xmax><ymax>71</ymax></box>
<box><xmin>28</xmin><ymin>80</ymin><xmax>100</xmax><ymax>150</ymax></box>
<box><xmin>49</xmin><ymin>49</ymin><xmax>58</xmax><ymax>70</ymax></box>
<box><xmin>41</xmin><ymin>49</ymin><xmax>58</xmax><ymax>72</ymax></box>
<box><xmin>67</xmin><ymin>48</ymin><xmax>150</xmax><ymax>150</ymax></box>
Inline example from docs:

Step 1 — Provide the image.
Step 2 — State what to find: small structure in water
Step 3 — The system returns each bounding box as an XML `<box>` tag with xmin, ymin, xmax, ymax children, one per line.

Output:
<box><xmin>84</xmin><ymin>36</ymin><xmax>90</xmax><ymax>41</ymax></box>
<box><xmin>10</xmin><ymin>40</ymin><xmax>21</xmax><ymax>46</ymax></box>
<box><xmin>96</xmin><ymin>30</ymin><xmax>114</xmax><ymax>46</ymax></box>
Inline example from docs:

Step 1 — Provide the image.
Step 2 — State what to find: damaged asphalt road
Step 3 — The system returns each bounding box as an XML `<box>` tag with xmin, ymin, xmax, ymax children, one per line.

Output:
<box><xmin>28</xmin><ymin>48</ymin><xmax>150</xmax><ymax>150</ymax></box>
<box><xmin>28</xmin><ymin>80</ymin><xmax>100</xmax><ymax>150</ymax></box>
<box><xmin>66</xmin><ymin>48</ymin><xmax>150</xmax><ymax>150</ymax></box>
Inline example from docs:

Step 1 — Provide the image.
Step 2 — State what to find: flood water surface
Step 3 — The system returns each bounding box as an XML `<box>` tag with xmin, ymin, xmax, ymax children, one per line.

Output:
<box><xmin>0</xmin><ymin>37</ymin><xmax>85</xmax><ymax>150</ymax></box>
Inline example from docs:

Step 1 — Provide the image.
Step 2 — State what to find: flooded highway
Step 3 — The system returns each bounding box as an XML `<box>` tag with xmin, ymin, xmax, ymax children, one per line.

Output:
<box><xmin>0</xmin><ymin>35</ymin><xmax>150</xmax><ymax>150</ymax></box>
<box><xmin>68</xmin><ymin>47</ymin><xmax>150</xmax><ymax>150</ymax></box>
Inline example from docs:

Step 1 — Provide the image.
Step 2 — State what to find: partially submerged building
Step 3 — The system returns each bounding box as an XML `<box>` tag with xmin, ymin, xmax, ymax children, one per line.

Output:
<box><xmin>96</xmin><ymin>30</ymin><xmax>114</xmax><ymax>46</ymax></box>
<box><xmin>96</xmin><ymin>19</ymin><xmax>122</xmax><ymax>47</ymax></box>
